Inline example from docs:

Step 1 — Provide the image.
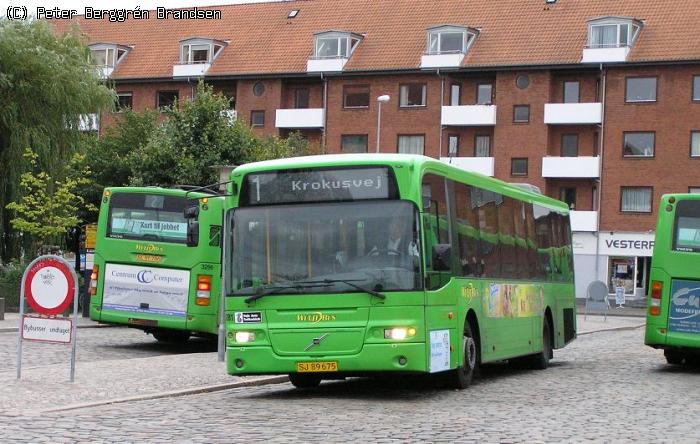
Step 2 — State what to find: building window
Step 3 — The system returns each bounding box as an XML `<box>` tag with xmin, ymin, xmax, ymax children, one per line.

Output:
<box><xmin>626</xmin><ymin>77</ymin><xmax>657</xmax><ymax>102</ymax></box>
<box><xmin>561</xmin><ymin>134</ymin><xmax>579</xmax><ymax>157</ymax></box>
<box><xmin>250</xmin><ymin>110</ymin><xmax>265</xmax><ymax>127</ymax></box>
<box><xmin>89</xmin><ymin>45</ymin><xmax>128</xmax><ymax>68</ymax></box>
<box><xmin>621</xmin><ymin>187</ymin><xmax>652</xmax><ymax>213</ymax></box>
<box><xmin>294</xmin><ymin>88</ymin><xmax>309</xmax><ymax>109</ymax></box>
<box><xmin>180</xmin><ymin>39</ymin><xmax>224</xmax><ymax>64</ymax></box>
<box><xmin>511</xmin><ymin>158</ymin><xmax>528</xmax><ymax>176</ymax></box>
<box><xmin>341</xmin><ymin>135</ymin><xmax>368</xmax><ymax>153</ymax></box>
<box><xmin>398</xmin><ymin>135</ymin><xmax>425</xmax><ymax>155</ymax></box>
<box><xmin>343</xmin><ymin>85</ymin><xmax>370</xmax><ymax>108</ymax></box>
<box><xmin>156</xmin><ymin>91</ymin><xmax>178</xmax><ymax>109</ymax></box>
<box><xmin>426</xmin><ymin>25</ymin><xmax>478</xmax><ymax>55</ymax></box>
<box><xmin>515</xmin><ymin>74</ymin><xmax>530</xmax><ymax>90</ymax></box>
<box><xmin>447</xmin><ymin>135</ymin><xmax>459</xmax><ymax>156</ymax></box>
<box><xmin>563</xmin><ymin>81</ymin><xmax>580</xmax><ymax>103</ymax></box>
<box><xmin>691</xmin><ymin>132</ymin><xmax>700</xmax><ymax>157</ymax></box>
<box><xmin>314</xmin><ymin>32</ymin><xmax>362</xmax><ymax>59</ymax></box>
<box><xmin>399</xmin><ymin>84</ymin><xmax>427</xmax><ymax>107</ymax></box>
<box><xmin>450</xmin><ymin>84</ymin><xmax>460</xmax><ymax>106</ymax></box>
<box><xmin>475</xmin><ymin>135</ymin><xmax>491</xmax><ymax>157</ymax></box>
<box><xmin>476</xmin><ymin>84</ymin><xmax>493</xmax><ymax>105</ymax></box>
<box><xmin>116</xmin><ymin>92</ymin><xmax>132</xmax><ymax>111</ymax></box>
<box><xmin>253</xmin><ymin>82</ymin><xmax>265</xmax><ymax>97</ymax></box>
<box><xmin>690</xmin><ymin>187</ymin><xmax>700</xmax><ymax>194</ymax></box>
<box><xmin>623</xmin><ymin>132</ymin><xmax>655</xmax><ymax>157</ymax></box>
<box><xmin>588</xmin><ymin>19</ymin><xmax>642</xmax><ymax>48</ymax></box>
<box><xmin>694</xmin><ymin>76</ymin><xmax>700</xmax><ymax>101</ymax></box>
<box><xmin>513</xmin><ymin>105</ymin><xmax>530</xmax><ymax>123</ymax></box>
<box><xmin>560</xmin><ymin>187</ymin><xmax>576</xmax><ymax>210</ymax></box>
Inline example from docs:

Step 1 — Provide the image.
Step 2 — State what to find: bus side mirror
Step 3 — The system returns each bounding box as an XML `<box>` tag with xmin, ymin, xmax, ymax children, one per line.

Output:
<box><xmin>184</xmin><ymin>205</ymin><xmax>199</xmax><ymax>219</ymax></box>
<box><xmin>432</xmin><ymin>244</ymin><xmax>451</xmax><ymax>272</ymax></box>
<box><xmin>186</xmin><ymin>221</ymin><xmax>199</xmax><ymax>247</ymax></box>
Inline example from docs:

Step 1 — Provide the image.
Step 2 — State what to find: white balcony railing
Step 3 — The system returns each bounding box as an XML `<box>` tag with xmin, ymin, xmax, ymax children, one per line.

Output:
<box><xmin>172</xmin><ymin>62</ymin><xmax>211</xmax><ymax>78</ymax></box>
<box><xmin>306</xmin><ymin>58</ymin><xmax>348</xmax><ymax>73</ymax></box>
<box><xmin>542</xmin><ymin>156</ymin><xmax>600</xmax><ymax>178</ymax></box>
<box><xmin>78</xmin><ymin>114</ymin><xmax>99</xmax><ymax>132</ymax></box>
<box><xmin>440</xmin><ymin>157</ymin><xmax>495</xmax><ymax>177</ymax></box>
<box><xmin>581</xmin><ymin>46</ymin><xmax>630</xmax><ymax>63</ymax></box>
<box><xmin>570</xmin><ymin>211</ymin><xmax>598</xmax><ymax>232</ymax></box>
<box><xmin>420</xmin><ymin>53</ymin><xmax>465</xmax><ymax>69</ymax></box>
<box><xmin>544</xmin><ymin>103</ymin><xmax>602</xmax><ymax>125</ymax></box>
<box><xmin>275</xmin><ymin>108</ymin><xmax>325</xmax><ymax>129</ymax></box>
<box><xmin>441</xmin><ymin>105</ymin><xmax>497</xmax><ymax>126</ymax></box>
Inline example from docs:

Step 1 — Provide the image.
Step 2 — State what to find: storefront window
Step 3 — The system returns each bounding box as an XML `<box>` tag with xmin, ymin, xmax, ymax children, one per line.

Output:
<box><xmin>608</xmin><ymin>257</ymin><xmax>636</xmax><ymax>295</ymax></box>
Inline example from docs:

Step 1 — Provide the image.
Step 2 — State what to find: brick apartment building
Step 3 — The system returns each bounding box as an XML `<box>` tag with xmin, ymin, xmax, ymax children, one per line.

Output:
<box><xmin>54</xmin><ymin>0</ymin><xmax>700</xmax><ymax>299</ymax></box>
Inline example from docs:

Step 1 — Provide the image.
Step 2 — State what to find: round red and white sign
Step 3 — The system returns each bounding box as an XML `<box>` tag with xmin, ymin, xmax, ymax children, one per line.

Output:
<box><xmin>23</xmin><ymin>256</ymin><xmax>75</xmax><ymax>315</ymax></box>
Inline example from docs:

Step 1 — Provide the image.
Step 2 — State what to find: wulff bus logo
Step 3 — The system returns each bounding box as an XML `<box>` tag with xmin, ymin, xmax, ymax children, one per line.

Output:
<box><xmin>297</xmin><ymin>312</ymin><xmax>337</xmax><ymax>323</ymax></box>
<box><xmin>134</xmin><ymin>243</ymin><xmax>164</xmax><ymax>255</ymax></box>
<box><xmin>461</xmin><ymin>283</ymin><xmax>479</xmax><ymax>305</ymax></box>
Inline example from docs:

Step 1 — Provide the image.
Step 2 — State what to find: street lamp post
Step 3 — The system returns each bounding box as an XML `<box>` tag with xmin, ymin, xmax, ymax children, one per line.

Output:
<box><xmin>375</xmin><ymin>95</ymin><xmax>390</xmax><ymax>153</ymax></box>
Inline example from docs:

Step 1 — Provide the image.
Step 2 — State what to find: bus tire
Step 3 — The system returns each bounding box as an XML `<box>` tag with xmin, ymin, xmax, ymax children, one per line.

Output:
<box><xmin>529</xmin><ymin>317</ymin><xmax>552</xmax><ymax>370</ymax></box>
<box><xmin>153</xmin><ymin>330</ymin><xmax>190</xmax><ymax>344</ymax></box>
<box><xmin>664</xmin><ymin>350</ymin><xmax>685</xmax><ymax>365</ymax></box>
<box><xmin>447</xmin><ymin>321</ymin><xmax>479</xmax><ymax>390</ymax></box>
<box><xmin>288</xmin><ymin>373</ymin><xmax>322</xmax><ymax>389</ymax></box>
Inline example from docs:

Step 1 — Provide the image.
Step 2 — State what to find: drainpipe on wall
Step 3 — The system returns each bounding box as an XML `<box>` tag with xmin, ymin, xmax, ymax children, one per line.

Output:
<box><xmin>322</xmin><ymin>73</ymin><xmax>328</xmax><ymax>154</ymax></box>
<box><xmin>438</xmin><ymin>69</ymin><xmax>444</xmax><ymax>159</ymax></box>
<box><xmin>594</xmin><ymin>63</ymin><xmax>606</xmax><ymax>282</ymax></box>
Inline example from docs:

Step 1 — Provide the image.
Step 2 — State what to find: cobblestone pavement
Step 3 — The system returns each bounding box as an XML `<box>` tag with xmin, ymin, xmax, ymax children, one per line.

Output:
<box><xmin>2</xmin><ymin>326</ymin><xmax>699</xmax><ymax>443</ymax></box>
<box><xmin>0</xmin><ymin>326</ymin><xmax>215</xmax><ymax>371</ymax></box>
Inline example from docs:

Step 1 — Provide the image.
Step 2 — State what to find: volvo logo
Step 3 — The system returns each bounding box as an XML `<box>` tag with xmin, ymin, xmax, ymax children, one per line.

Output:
<box><xmin>304</xmin><ymin>333</ymin><xmax>329</xmax><ymax>351</ymax></box>
<box><xmin>137</xmin><ymin>270</ymin><xmax>154</xmax><ymax>284</ymax></box>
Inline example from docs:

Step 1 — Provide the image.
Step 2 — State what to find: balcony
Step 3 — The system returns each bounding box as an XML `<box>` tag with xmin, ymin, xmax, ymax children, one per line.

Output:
<box><xmin>420</xmin><ymin>53</ymin><xmax>465</xmax><ymax>69</ymax></box>
<box><xmin>544</xmin><ymin>103</ymin><xmax>602</xmax><ymax>125</ymax></box>
<box><xmin>275</xmin><ymin>108</ymin><xmax>325</xmax><ymax>129</ymax></box>
<box><xmin>541</xmin><ymin>156</ymin><xmax>600</xmax><ymax>178</ymax></box>
<box><xmin>441</xmin><ymin>105</ymin><xmax>497</xmax><ymax>126</ymax></box>
<box><xmin>440</xmin><ymin>157</ymin><xmax>494</xmax><ymax>177</ymax></box>
<box><xmin>172</xmin><ymin>62</ymin><xmax>211</xmax><ymax>78</ymax></box>
<box><xmin>581</xmin><ymin>46</ymin><xmax>630</xmax><ymax>63</ymax></box>
<box><xmin>570</xmin><ymin>211</ymin><xmax>598</xmax><ymax>232</ymax></box>
<box><xmin>307</xmin><ymin>58</ymin><xmax>348</xmax><ymax>73</ymax></box>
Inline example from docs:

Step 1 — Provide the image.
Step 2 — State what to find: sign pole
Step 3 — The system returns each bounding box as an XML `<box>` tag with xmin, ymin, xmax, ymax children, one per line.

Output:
<box><xmin>16</xmin><ymin>263</ymin><xmax>26</xmax><ymax>380</ymax></box>
<box><xmin>69</xmin><ymin>264</ymin><xmax>79</xmax><ymax>382</ymax></box>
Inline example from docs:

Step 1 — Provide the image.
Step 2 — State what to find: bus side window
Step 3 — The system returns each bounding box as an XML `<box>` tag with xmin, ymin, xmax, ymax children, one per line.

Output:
<box><xmin>475</xmin><ymin>189</ymin><xmax>501</xmax><ymax>279</ymax></box>
<box><xmin>454</xmin><ymin>182</ymin><xmax>481</xmax><ymax>277</ymax></box>
<box><xmin>524</xmin><ymin>203</ymin><xmax>540</xmax><ymax>280</ymax></box>
<box><xmin>513</xmin><ymin>200</ymin><xmax>530</xmax><ymax>280</ymax></box>
<box><xmin>534</xmin><ymin>204</ymin><xmax>553</xmax><ymax>282</ymax></box>
<box><xmin>498</xmin><ymin>197</ymin><xmax>516</xmax><ymax>277</ymax></box>
<box><xmin>422</xmin><ymin>174</ymin><xmax>451</xmax><ymax>288</ymax></box>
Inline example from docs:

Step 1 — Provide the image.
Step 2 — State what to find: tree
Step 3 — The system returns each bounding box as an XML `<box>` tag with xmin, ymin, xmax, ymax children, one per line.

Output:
<box><xmin>0</xmin><ymin>19</ymin><xmax>114</xmax><ymax>260</ymax></box>
<box><xmin>6</xmin><ymin>149</ymin><xmax>96</xmax><ymax>255</ymax></box>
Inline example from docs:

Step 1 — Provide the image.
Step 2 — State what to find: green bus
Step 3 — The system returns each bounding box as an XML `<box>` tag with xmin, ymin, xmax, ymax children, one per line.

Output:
<box><xmin>90</xmin><ymin>187</ymin><xmax>223</xmax><ymax>342</ymax></box>
<box><xmin>645</xmin><ymin>193</ymin><xmax>700</xmax><ymax>364</ymax></box>
<box><xmin>220</xmin><ymin>155</ymin><xmax>576</xmax><ymax>388</ymax></box>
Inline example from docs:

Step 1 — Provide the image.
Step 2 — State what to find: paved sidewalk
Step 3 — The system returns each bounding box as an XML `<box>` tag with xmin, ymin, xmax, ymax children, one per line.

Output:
<box><xmin>576</xmin><ymin>313</ymin><xmax>645</xmax><ymax>335</ymax></box>
<box><xmin>0</xmin><ymin>313</ymin><xmax>106</xmax><ymax>333</ymax></box>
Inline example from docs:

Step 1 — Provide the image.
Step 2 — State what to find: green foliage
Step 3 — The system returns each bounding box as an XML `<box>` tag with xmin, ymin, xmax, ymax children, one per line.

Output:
<box><xmin>6</xmin><ymin>149</ymin><xmax>97</xmax><ymax>249</ymax></box>
<box><xmin>0</xmin><ymin>260</ymin><xmax>25</xmax><ymax>310</ymax></box>
<box><xmin>0</xmin><ymin>18</ymin><xmax>114</xmax><ymax>260</ymax></box>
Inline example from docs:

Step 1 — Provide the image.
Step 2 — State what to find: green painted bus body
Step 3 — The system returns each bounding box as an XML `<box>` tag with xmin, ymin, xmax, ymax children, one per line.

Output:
<box><xmin>90</xmin><ymin>187</ymin><xmax>223</xmax><ymax>336</ymax></box>
<box><xmin>645</xmin><ymin>194</ymin><xmax>700</xmax><ymax>358</ymax></box>
<box><xmin>222</xmin><ymin>155</ymin><xmax>576</xmax><ymax>378</ymax></box>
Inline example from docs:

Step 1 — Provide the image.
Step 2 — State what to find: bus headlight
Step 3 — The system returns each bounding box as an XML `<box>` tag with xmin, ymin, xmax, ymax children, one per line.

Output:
<box><xmin>384</xmin><ymin>327</ymin><xmax>416</xmax><ymax>340</ymax></box>
<box><xmin>234</xmin><ymin>331</ymin><xmax>256</xmax><ymax>343</ymax></box>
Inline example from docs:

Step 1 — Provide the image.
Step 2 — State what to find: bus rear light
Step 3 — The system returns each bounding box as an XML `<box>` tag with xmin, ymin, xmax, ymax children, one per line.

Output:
<box><xmin>649</xmin><ymin>281</ymin><xmax>663</xmax><ymax>316</ymax></box>
<box><xmin>89</xmin><ymin>265</ymin><xmax>99</xmax><ymax>296</ymax></box>
<box><xmin>195</xmin><ymin>275</ymin><xmax>212</xmax><ymax>306</ymax></box>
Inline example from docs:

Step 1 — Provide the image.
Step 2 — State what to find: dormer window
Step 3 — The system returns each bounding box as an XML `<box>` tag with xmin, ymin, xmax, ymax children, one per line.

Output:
<box><xmin>313</xmin><ymin>31</ymin><xmax>362</xmax><ymax>59</ymax></box>
<box><xmin>89</xmin><ymin>43</ymin><xmax>129</xmax><ymax>68</ymax></box>
<box><xmin>587</xmin><ymin>17</ymin><xmax>642</xmax><ymax>48</ymax></box>
<box><xmin>179</xmin><ymin>38</ymin><xmax>225</xmax><ymax>64</ymax></box>
<box><xmin>426</xmin><ymin>26</ymin><xmax>478</xmax><ymax>55</ymax></box>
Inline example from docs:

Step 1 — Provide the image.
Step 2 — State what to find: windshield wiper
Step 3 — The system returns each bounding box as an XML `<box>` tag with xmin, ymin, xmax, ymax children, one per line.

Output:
<box><xmin>241</xmin><ymin>282</ymin><xmax>332</xmax><ymax>304</ymax></box>
<box><xmin>311</xmin><ymin>278</ymin><xmax>386</xmax><ymax>300</ymax></box>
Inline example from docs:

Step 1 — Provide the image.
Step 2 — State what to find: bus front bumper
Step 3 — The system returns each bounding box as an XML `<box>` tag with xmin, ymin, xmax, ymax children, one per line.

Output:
<box><xmin>226</xmin><ymin>342</ymin><xmax>428</xmax><ymax>375</ymax></box>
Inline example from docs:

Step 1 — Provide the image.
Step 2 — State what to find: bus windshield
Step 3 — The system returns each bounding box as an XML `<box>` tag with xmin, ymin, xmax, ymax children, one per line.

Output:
<box><xmin>107</xmin><ymin>193</ymin><xmax>189</xmax><ymax>244</ymax></box>
<box><xmin>674</xmin><ymin>200</ymin><xmax>700</xmax><ymax>252</ymax></box>
<box><xmin>230</xmin><ymin>200</ymin><xmax>421</xmax><ymax>295</ymax></box>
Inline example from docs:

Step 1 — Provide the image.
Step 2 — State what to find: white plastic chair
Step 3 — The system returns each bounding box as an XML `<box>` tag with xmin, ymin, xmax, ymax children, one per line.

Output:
<box><xmin>584</xmin><ymin>280</ymin><xmax>610</xmax><ymax>321</ymax></box>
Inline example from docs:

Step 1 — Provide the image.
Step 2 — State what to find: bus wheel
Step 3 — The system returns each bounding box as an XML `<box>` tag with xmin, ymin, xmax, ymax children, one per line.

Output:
<box><xmin>288</xmin><ymin>373</ymin><xmax>322</xmax><ymax>389</ymax></box>
<box><xmin>447</xmin><ymin>322</ymin><xmax>478</xmax><ymax>390</ymax></box>
<box><xmin>664</xmin><ymin>350</ymin><xmax>685</xmax><ymax>365</ymax></box>
<box><xmin>153</xmin><ymin>330</ymin><xmax>190</xmax><ymax>344</ymax></box>
<box><xmin>529</xmin><ymin>317</ymin><xmax>551</xmax><ymax>370</ymax></box>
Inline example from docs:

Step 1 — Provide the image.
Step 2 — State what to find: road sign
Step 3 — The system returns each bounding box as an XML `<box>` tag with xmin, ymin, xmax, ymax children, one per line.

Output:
<box><xmin>615</xmin><ymin>286</ymin><xmax>626</xmax><ymax>308</ymax></box>
<box><xmin>22</xmin><ymin>256</ymin><xmax>75</xmax><ymax>316</ymax></box>
<box><xmin>22</xmin><ymin>316</ymin><xmax>72</xmax><ymax>344</ymax></box>
<box><xmin>85</xmin><ymin>224</ymin><xmax>97</xmax><ymax>249</ymax></box>
<box><xmin>17</xmin><ymin>255</ymin><xmax>79</xmax><ymax>382</ymax></box>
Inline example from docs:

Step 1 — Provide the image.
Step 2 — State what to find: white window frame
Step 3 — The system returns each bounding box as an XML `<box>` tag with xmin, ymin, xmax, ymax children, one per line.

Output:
<box><xmin>179</xmin><ymin>39</ymin><xmax>225</xmax><ymax>64</ymax></box>
<box><xmin>397</xmin><ymin>135</ymin><xmax>425</xmax><ymax>155</ymax></box>
<box><xmin>89</xmin><ymin>44</ymin><xmax>129</xmax><ymax>68</ymax></box>
<box><xmin>426</xmin><ymin>25</ymin><xmax>477</xmax><ymax>55</ymax></box>
<box><xmin>691</xmin><ymin>131</ymin><xmax>700</xmax><ymax>158</ymax></box>
<box><xmin>314</xmin><ymin>32</ymin><xmax>362</xmax><ymax>59</ymax></box>
<box><xmin>399</xmin><ymin>84</ymin><xmax>427</xmax><ymax>108</ymax></box>
<box><xmin>620</xmin><ymin>187</ymin><xmax>652</xmax><ymax>213</ymax></box>
<box><xmin>588</xmin><ymin>18</ymin><xmax>642</xmax><ymax>49</ymax></box>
